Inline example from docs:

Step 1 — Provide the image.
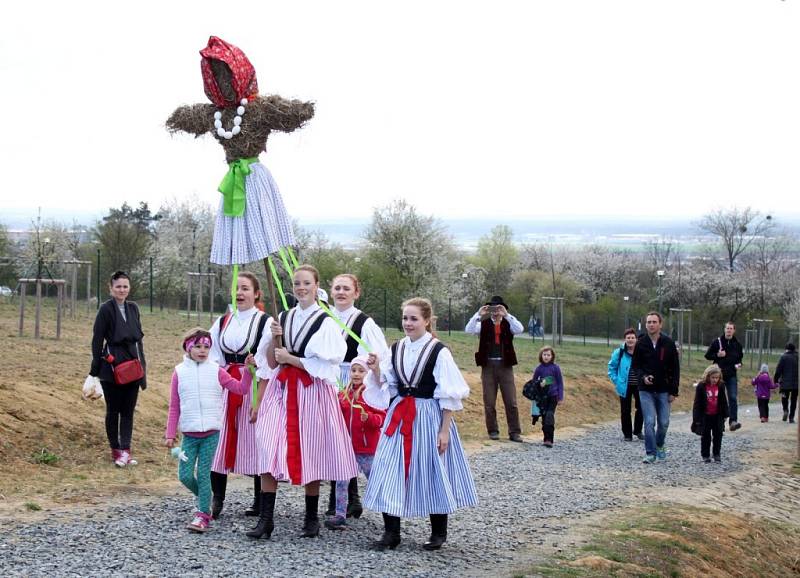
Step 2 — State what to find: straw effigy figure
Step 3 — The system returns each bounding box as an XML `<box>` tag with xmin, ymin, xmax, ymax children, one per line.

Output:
<box><xmin>166</xmin><ymin>36</ymin><xmax>313</xmax><ymax>314</ymax></box>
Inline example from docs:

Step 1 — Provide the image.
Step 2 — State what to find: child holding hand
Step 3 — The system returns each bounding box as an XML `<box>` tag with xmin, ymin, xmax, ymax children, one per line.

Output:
<box><xmin>165</xmin><ymin>328</ymin><xmax>253</xmax><ymax>533</ymax></box>
<box><xmin>752</xmin><ymin>363</ymin><xmax>779</xmax><ymax>422</ymax></box>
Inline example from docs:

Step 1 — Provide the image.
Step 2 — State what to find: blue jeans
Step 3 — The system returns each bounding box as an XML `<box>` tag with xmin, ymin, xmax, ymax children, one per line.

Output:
<box><xmin>639</xmin><ymin>391</ymin><xmax>671</xmax><ymax>456</ymax></box>
<box><xmin>724</xmin><ymin>375</ymin><xmax>738</xmax><ymax>423</ymax></box>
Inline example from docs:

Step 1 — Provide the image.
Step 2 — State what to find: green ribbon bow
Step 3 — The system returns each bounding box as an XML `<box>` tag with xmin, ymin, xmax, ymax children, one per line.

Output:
<box><xmin>218</xmin><ymin>157</ymin><xmax>259</xmax><ymax>217</ymax></box>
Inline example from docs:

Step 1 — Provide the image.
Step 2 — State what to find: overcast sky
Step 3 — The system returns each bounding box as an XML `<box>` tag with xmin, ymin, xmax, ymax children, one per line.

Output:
<box><xmin>1</xmin><ymin>1</ymin><xmax>798</xmax><ymax>225</ymax></box>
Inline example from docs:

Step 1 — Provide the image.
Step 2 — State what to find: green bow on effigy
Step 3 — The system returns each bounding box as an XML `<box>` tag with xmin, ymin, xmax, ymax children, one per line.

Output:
<box><xmin>218</xmin><ymin>157</ymin><xmax>259</xmax><ymax>217</ymax></box>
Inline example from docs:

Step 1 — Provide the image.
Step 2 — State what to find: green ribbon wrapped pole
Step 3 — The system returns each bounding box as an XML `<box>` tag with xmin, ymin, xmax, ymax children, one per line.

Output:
<box><xmin>267</xmin><ymin>257</ymin><xmax>289</xmax><ymax>312</ymax></box>
<box><xmin>218</xmin><ymin>157</ymin><xmax>259</xmax><ymax>217</ymax></box>
<box><xmin>278</xmin><ymin>248</ymin><xmax>294</xmax><ymax>276</ymax></box>
<box><xmin>287</xmin><ymin>246</ymin><xmax>300</xmax><ymax>269</ymax></box>
<box><xmin>230</xmin><ymin>264</ymin><xmax>239</xmax><ymax>315</ymax></box>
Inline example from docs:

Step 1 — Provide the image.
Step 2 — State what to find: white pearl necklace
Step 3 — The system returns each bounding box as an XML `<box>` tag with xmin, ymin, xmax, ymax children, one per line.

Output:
<box><xmin>214</xmin><ymin>98</ymin><xmax>248</xmax><ymax>140</ymax></box>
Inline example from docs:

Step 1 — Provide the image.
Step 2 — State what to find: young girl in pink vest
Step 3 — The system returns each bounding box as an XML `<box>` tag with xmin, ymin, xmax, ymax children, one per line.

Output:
<box><xmin>164</xmin><ymin>328</ymin><xmax>253</xmax><ymax>533</ymax></box>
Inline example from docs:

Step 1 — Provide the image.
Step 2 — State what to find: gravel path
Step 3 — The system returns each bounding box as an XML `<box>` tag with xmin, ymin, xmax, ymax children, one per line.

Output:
<box><xmin>0</xmin><ymin>409</ymin><xmax>759</xmax><ymax>577</ymax></box>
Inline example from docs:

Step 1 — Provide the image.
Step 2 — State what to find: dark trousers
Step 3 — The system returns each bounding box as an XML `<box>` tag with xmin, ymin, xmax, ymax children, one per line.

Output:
<box><xmin>619</xmin><ymin>384</ymin><xmax>643</xmax><ymax>439</ymax></box>
<box><xmin>481</xmin><ymin>361</ymin><xmax>521</xmax><ymax>436</ymax></box>
<box><xmin>101</xmin><ymin>381</ymin><xmax>139</xmax><ymax>450</ymax></box>
<box><xmin>757</xmin><ymin>398</ymin><xmax>770</xmax><ymax>420</ymax></box>
<box><xmin>701</xmin><ymin>414</ymin><xmax>724</xmax><ymax>458</ymax></box>
<box><xmin>781</xmin><ymin>390</ymin><xmax>798</xmax><ymax>421</ymax></box>
<box><xmin>541</xmin><ymin>396</ymin><xmax>558</xmax><ymax>442</ymax></box>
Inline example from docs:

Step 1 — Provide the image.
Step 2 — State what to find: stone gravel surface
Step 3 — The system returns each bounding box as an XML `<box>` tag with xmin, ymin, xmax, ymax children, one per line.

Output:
<box><xmin>0</xmin><ymin>410</ymin><xmax>753</xmax><ymax>577</ymax></box>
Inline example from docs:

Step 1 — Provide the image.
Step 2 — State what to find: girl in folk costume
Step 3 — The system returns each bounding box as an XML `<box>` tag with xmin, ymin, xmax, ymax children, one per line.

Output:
<box><xmin>164</xmin><ymin>328</ymin><xmax>253</xmax><ymax>533</ymax></box>
<box><xmin>325</xmin><ymin>273</ymin><xmax>391</xmax><ymax>519</ymax></box>
<box><xmin>208</xmin><ymin>272</ymin><xmax>271</xmax><ymax>519</ymax></box>
<box><xmin>248</xmin><ymin>265</ymin><xmax>359</xmax><ymax>540</ymax></box>
<box><xmin>325</xmin><ymin>355</ymin><xmax>387</xmax><ymax>530</ymax></box>
<box><xmin>364</xmin><ymin>298</ymin><xmax>478</xmax><ymax>551</ymax></box>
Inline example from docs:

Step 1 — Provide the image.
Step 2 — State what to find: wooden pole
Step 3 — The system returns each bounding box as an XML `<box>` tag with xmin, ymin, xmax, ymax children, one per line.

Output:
<box><xmin>35</xmin><ymin>280</ymin><xmax>42</xmax><ymax>339</ymax></box>
<box><xmin>262</xmin><ymin>258</ymin><xmax>282</xmax><ymax>348</ymax></box>
<box><xmin>86</xmin><ymin>263</ymin><xmax>92</xmax><ymax>311</ymax></box>
<box><xmin>71</xmin><ymin>263</ymin><xmax>78</xmax><ymax>320</ymax></box>
<box><xmin>18</xmin><ymin>281</ymin><xmax>26</xmax><ymax>336</ymax></box>
<box><xmin>56</xmin><ymin>282</ymin><xmax>63</xmax><ymax>339</ymax></box>
<box><xmin>209</xmin><ymin>275</ymin><xmax>215</xmax><ymax>324</ymax></box>
<box><xmin>197</xmin><ymin>274</ymin><xmax>203</xmax><ymax>320</ymax></box>
<box><xmin>186</xmin><ymin>274</ymin><xmax>191</xmax><ymax>319</ymax></box>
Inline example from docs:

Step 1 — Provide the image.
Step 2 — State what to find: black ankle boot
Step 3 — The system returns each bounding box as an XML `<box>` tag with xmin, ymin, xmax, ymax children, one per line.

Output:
<box><xmin>245</xmin><ymin>476</ymin><xmax>261</xmax><ymax>516</ymax></box>
<box><xmin>210</xmin><ymin>472</ymin><xmax>227</xmax><ymax>520</ymax></box>
<box><xmin>371</xmin><ymin>513</ymin><xmax>401</xmax><ymax>550</ymax></box>
<box><xmin>346</xmin><ymin>477</ymin><xmax>362</xmax><ymax>519</ymax></box>
<box><xmin>423</xmin><ymin>514</ymin><xmax>448</xmax><ymax>551</ymax></box>
<box><xmin>301</xmin><ymin>494</ymin><xmax>320</xmax><ymax>537</ymax></box>
<box><xmin>246</xmin><ymin>492</ymin><xmax>275</xmax><ymax>539</ymax></box>
<box><xmin>325</xmin><ymin>481</ymin><xmax>336</xmax><ymax>516</ymax></box>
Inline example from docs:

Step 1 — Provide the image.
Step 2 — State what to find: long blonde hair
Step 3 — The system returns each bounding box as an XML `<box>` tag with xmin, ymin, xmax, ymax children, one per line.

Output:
<box><xmin>702</xmin><ymin>364</ymin><xmax>722</xmax><ymax>384</ymax></box>
<box><xmin>402</xmin><ymin>297</ymin><xmax>437</xmax><ymax>338</ymax></box>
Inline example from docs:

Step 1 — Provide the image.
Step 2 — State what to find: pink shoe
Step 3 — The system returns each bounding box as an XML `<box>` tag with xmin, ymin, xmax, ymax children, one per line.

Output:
<box><xmin>120</xmin><ymin>449</ymin><xmax>138</xmax><ymax>466</ymax></box>
<box><xmin>114</xmin><ymin>449</ymin><xmax>128</xmax><ymax>468</ymax></box>
<box><xmin>187</xmin><ymin>512</ymin><xmax>211</xmax><ymax>533</ymax></box>
<box><xmin>111</xmin><ymin>449</ymin><xmax>121</xmax><ymax>464</ymax></box>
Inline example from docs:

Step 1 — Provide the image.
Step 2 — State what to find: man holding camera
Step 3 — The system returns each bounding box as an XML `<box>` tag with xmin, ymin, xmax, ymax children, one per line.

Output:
<box><xmin>466</xmin><ymin>296</ymin><xmax>524</xmax><ymax>442</ymax></box>
<box><xmin>630</xmin><ymin>312</ymin><xmax>680</xmax><ymax>464</ymax></box>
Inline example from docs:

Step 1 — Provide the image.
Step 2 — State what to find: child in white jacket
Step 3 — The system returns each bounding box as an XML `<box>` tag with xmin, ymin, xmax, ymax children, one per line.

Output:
<box><xmin>165</xmin><ymin>328</ymin><xmax>253</xmax><ymax>533</ymax></box>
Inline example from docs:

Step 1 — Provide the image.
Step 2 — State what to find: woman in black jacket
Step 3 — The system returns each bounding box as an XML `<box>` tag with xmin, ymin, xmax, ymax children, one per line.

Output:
<box><xmin>774</xmin><ymin>343</ymin><xmax>799</xmax><ymax>423</ymax></box>
<box><xmin>89</xmin><ymin>271</ymin><xmax>147</xmax><ymax>467</ymax></box>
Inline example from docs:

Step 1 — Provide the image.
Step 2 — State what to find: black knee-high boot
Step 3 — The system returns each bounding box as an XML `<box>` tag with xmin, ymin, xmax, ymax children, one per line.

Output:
<box><xmin>301</xmin><ymin>494</ymin><xmax>320</xmax><ymax>537</ymax></box>
<box><xmin>325</xmin><ymin>481</ymin><xmax>336</xmax><ymax>516</ymax></box>
<box><xmin>346</xmin><ymin>477</ymin><xmax>362</xmax><ymax>519</ymax></box>
<box><xmin>210</xmin><ymin>472</ymin><xmax>227</xmax><ymax>519</ymax></box>
<box><xmin>245</xmin><ymin>476</ymin><xmax>261</xmax><ymax>516</ymax></box>
<box><xmin>246</xmin><ymin>492</ymin><xmax>276</xmax><ymax>539</ymax></box>
<box><xmin>423</xmin><ymin>514</ymin><xmax>448</xmax><ymax>550</ymax></box>
<box><xmin>371</xmin><ymin>513</ymin><xmax>401</xmax><ymax>550</ymax></box>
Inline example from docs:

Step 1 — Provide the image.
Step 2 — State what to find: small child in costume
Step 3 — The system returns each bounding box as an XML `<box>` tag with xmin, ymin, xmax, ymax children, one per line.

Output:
<box><xmin>692</xmin><ymin>364</ymin><xmax>729</xmax><ymax>463</ymax></box>
<box><xmin>531</xmin><ymin>346</ymin><xmax>564</xmax><ymax>447</ymax></box>
<box><xmin>325</xmin><ymin>355</ymin><xmax>387</xmax><ymax>530</ymax></box>
<box><xmin>165</xmin><ymin>328</ymin><xmax>253</xmax><ymax>532</ymax></box>
<box><xmin>752</xmin><ymin>363</ymin><xmax>779</xmax><ymax>422</ymax></box>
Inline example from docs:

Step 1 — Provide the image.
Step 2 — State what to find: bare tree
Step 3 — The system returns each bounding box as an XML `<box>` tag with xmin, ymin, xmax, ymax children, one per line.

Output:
<box><xmin>697</xmin><ymin>207</ymin><xmax>774</xmax><ymax>272</ymax></box>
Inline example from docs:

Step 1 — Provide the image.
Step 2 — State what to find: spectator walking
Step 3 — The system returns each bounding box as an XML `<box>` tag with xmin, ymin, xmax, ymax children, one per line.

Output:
<box><xmin>774</xmin><ymin>343</ymin><xmax>799</xmax><ymax>423</ymax></box>
<box><xmin>607</xmin><ymin>328</ymin><xmax>643</xmax><ymax>441</ymax></box>
<box><xmin>704</xmin><ymin>322</ymin><xmax>744</xmax><ymax>431</ymax></box>
<box><xmin>630</xmin><ymin>312</ymin><xmax>680</xmax><ymax>464</ymax></box>
<box><xmin>692</xmin><ymin>364</ymin><xmax>729</xmax><ymax>463</ymax></box>
<box><xmin>752</xmin><ymin>363</ymin><xmax>779</xmax><ymax>423</ymax></box>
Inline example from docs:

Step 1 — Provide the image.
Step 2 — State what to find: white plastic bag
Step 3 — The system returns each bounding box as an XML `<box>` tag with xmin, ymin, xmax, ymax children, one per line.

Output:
<box><xmin>82</xmin><ymin>375</ymin><xmax>104</xmax><ymax>400</ymax></box>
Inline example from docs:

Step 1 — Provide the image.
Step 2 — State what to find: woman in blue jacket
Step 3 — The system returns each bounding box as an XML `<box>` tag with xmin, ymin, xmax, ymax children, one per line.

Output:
<box><xmin>607</xmin><ymin>328</ymin><xmax>641</xmax><ymax>441</ymax></box>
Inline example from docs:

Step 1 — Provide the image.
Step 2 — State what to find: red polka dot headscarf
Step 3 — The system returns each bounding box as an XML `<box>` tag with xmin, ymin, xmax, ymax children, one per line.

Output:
<box><xmin>200</xmin><ymin>36</ymin><xmax>259</xmax><ymax>109</ymax></box>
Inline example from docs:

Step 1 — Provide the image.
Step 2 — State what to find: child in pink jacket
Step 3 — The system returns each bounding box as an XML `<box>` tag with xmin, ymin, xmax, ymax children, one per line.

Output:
<box><xmin>752</xmin><ymin>363</ymin><xmax>779</xmax><ymax>422</ymax></box>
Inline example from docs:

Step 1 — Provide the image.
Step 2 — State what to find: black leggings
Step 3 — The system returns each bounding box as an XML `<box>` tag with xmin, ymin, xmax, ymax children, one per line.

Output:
<box><xmin>101</xmin><ymin>381</ymin><xmax>139</xmax><ymax>450</ymax></box>
<box><xmin>781</xmin><ymin>390</ymin><xmax>798</xmax><ymax>421</ymax></box>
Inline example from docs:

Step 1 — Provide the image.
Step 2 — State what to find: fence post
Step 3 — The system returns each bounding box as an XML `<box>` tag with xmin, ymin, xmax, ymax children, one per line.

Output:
<box><xmin>583</xmin><ymin>315</ymin><xmax>586</xmax><ymax>346</ymax></box>
<box><xmin>384</xmin><ymin>288</ymin><xmax>388</xmax><ymax>332</ymax></box>
<box><xmin>606</xmin><ymin>315</ymin><xmax>610</xmax><ymax>347</ymax></box>
<box><xmin>149</xmin><ymin>256</ymin><xmax>154</xmax><ymax>313</ymax></box>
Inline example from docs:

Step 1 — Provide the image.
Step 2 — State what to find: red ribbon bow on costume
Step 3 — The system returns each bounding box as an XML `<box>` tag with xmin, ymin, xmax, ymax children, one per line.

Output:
<box><xmin>384</xmin><ymin>396</ymin><xmax>416</xmax><ymax>479</ymax></box>
<box><xmin>200</xmin><ymin>36</ymin><xmax>259</xmax><ymax>108</ymax></box>
<box><xmin>276</xmin><ymin>365</ymin><xmax>313</xmax><ymax>485</ymax></box>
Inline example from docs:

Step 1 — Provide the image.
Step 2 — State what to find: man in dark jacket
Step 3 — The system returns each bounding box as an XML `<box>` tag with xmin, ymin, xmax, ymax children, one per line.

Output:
<box><xmin>704</xmin><ymin>322</ymin><xmax>744</xmax><ymax>431</ymax></box>
<box><xmin>774</xmin><ymin>343</ymin><xmax>799</xmax><ymax>423</ymax></box>
<box><xmin>630</xmin><ymin>312</ymin><xmax>680</xmax><ymax>464</ymax></box>
<box><xmin>466</xmin><ymin>295</ymin><xmax>524</xmax><ymax>442</ymax></box>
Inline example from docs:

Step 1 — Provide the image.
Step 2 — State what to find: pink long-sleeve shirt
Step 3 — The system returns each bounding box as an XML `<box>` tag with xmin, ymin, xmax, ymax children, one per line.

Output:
<box><xmin>165</xmin><ymin>366</ymin><xmax>252</xmax><ymax>440</ymax></box>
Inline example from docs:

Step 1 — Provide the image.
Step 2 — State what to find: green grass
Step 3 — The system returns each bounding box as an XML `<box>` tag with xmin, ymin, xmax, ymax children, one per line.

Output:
<box><xmin>31</xmin><ymin>448</ymin><xmax>60</xmax><ymax>466</ymax></box>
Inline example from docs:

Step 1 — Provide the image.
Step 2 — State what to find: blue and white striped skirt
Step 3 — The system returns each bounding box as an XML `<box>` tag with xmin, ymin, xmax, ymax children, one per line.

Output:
<box><xmin>363</xmin><ymin>397</ymin><xmax>478</xmax><ymax>518</ymax></box>
<box><xmin>210</xmin><ymin>162</ymin><xmax>296</xmax><ymax>265</ymax></box>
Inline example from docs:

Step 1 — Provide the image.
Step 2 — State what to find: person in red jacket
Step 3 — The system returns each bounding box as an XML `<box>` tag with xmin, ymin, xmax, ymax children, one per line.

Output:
<box><xmin>325</xmin><ymin>355</ymin><xmax>387</xmax><ymax>530</ymax></box>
